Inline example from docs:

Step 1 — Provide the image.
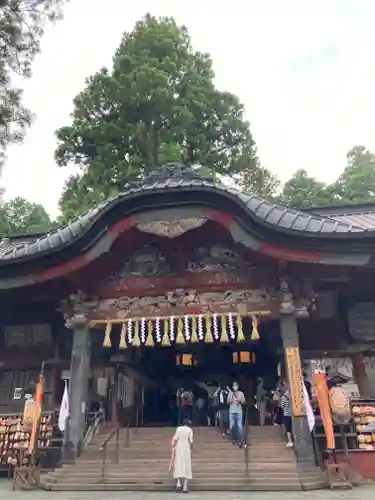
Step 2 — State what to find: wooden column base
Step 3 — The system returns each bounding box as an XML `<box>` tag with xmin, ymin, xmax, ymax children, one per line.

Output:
<box><xmin>280</xmin><ymin>313</ymin><xmax>316</xmax><ymax>467</ymax></box>
<box><xmin>292</xmin><ymin>415</ymin><xmax>316</xmax><ymax>466</ymax></box>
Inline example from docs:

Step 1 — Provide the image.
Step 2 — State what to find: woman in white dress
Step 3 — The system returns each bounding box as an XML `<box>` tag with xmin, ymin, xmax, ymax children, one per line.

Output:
<box><xmin>171</xmin><ymin>419</ymin><xmax>193</xmax><ymax>493</ymax></box>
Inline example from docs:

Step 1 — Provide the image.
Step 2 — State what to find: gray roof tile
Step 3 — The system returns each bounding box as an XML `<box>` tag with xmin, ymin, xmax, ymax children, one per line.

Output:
<box><xmin>0</xmin><ymin>165</ymin><xmax>371</xmax><ymax>263</ymax></box>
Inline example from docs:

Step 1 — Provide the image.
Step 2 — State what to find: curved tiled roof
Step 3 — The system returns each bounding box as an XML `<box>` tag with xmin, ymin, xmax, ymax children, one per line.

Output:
<box><xmin>0</xmin><ymin>165</ymin><xmax>369</xmax><ymax>263</ymax></box>
<box><xmin>307</xmin><ymin>203</ymin><xmax>375</xmax><ymax>230</ymax></box>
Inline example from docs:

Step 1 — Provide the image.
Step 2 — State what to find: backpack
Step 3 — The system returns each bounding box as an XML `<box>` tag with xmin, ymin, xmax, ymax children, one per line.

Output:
<box><xmin>181</xmin><ymin>391</ymin><xmax>191</xmax><ymax>406</ymax></box>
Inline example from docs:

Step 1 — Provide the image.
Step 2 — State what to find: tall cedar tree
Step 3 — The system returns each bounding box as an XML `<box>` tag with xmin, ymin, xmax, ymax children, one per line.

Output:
<box><xmin>0</xmin><ymin>0</ymin><xmax>67</xmax><ymax>165</ymax></box>
<box><xmin>55</xmin><ymin>14</ymin><xmax>277</xmax><ymax>220</ymax></box>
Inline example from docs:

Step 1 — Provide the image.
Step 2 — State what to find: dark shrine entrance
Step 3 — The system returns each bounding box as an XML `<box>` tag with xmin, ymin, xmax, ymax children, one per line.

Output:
<box><xmin>95</xmin><ymin>318</ymin><xmax>281</xmax><ymax>427</ymax></box>
<box><xmin>140</xmin><ymin>338</ymin><xmax>280</xmax><ymax>427</ymax></box>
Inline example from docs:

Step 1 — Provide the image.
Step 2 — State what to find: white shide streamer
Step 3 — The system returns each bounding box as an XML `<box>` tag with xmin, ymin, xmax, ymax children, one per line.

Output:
<box><xmin>228</xmin><ymin>312</ymin><xmax>235</xmax><ymax>340</ymax></box>
<box><xmin>169</xmin><ymin>316</ymin><xmax>175</xmax><ymax>341</ymax></box>
<box><xmin>140</xmin><ymin>318</ymin><xmax>146</xmax><ymax>344</ymax></box>
<box><xmin>127</xmin><ymin>319</ymin><xmax>133</xmax><ymax>344</ymax></box>
<box><xmin>155</xmin><ymin>317</ymin><xmax>161</xmax><ymax>343</ymax></box>
<box><xmin>197</xmin><ymin>314</ymin><xmax>204</xmax><ymax>341</ymax></box>
<box><xmin>212</xmin><ymin>314</ymin><xmax>219</xmax><ymax>340</ymax></box>
<box><xmin>184</xmin><ymin>315</ymin><xmax>190</xmax><ymax>341</ymax></box>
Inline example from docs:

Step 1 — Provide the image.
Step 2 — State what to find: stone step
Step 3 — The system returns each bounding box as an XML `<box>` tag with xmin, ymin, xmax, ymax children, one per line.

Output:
<box><xmin>73</xmin><ymin>458</ymin><xmax>297</xmax><ymax>466</ymax></box>
<box><xmin>47</xmin><ymin>471</ymin><xmax>320</xmax><ymax>481</ymax></box>
<box><xmin>44</xmin><ymin>424</ymin><xmax>324</xmax><ymax>492</ymax></box>
<box><xmin>64</xmin><ymin>465</ymin><xmax>303</xmax><ymax>474</ymax></box>
<box><xmin>45</xmin><ymin>477</ymin><xmax>321</xmax><ymax>487</ymax></box>
<box><xmin>92</xmin><ymin>442</ymin><xmax>290</xmax><ymax>449</ymax></box>
<box><xmin>67</xmin><ymin>460</ymin><xmax>303</xmax><ymax>469</ymax></box>
<box><xmin>79</xmin><ymin>456</ymin><xmax>296</xmax><ymax>463</ymax></box>
<box><xmin>90</xmin><ymin>447</ymin><xmax>289</xmax><ymax>455</ymax></box>
<box><xmin>41</xmin><ymin>480</ymin><xmax>326</xmax><ymax>491</ymax></box>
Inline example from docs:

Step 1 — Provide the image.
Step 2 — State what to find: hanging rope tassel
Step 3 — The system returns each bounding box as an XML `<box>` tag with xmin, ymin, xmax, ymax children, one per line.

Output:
<box><xmin>162</xmin><ymin>317</ymin><xmax>170</xmax><ymax>346</ymax></box>
<box><xmin>220</xmin><ymin>314</ymin><xmax>229</xmax><ymax>343</ymax></box>
<box><xmin>191</xmin><ymin>315</ymin><xmax>199</xmax><ymax>343</ymax></box>
<box><xmin>103</xmin><ymin>320</ymin><xmax>112</xmax><ymax>347</ymax></box>
<box><xmin>251</xmin><ymin>315</ymin><xmax>260</xmax><ymax>341</ymax></box>
<box><xmin>119</xmin><ymin>321</ymin><xmax>127</xmax><ymax>349</ymax></box>
<box><xmin>236</xmin><ymin>314</ymin><xmax>245</xmax><ymax>342</ymax></box>
<box><xmin>205</xmin><ymin>312</ymin><xmax>214</xmax><ymax>343</ymax></box>
<box><xmin>146</xmin><ymin>320</ymin><xmax>154</xmax><ymax>347</ymax></box>
<box><xmin>176</xmin><ymin>316</ymin><xmax>185</xmax><ymax>344</ymax></box>
<box><xmin>132</xmin><ymin>319</ymin><xmax>141</xmax><ymax>347</ymax></box>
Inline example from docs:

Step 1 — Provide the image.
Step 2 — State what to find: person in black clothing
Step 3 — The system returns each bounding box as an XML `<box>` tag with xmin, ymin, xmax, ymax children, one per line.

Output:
<box><xmin>304</xmin><ymin>372</ymin><xmax>312</xmax><ymax>401</ymax></box>
<box><xmin>213</xmin><ymin>383</ymin><xmax>230</xmax><ymax>436</ymax></box>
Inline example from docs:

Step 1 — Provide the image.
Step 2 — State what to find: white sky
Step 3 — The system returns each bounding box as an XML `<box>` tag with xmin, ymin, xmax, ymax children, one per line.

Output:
<box><xmin>3</xmin><ymin>0</ymin><xmax>375</xmax><ymax>218</ymax></box>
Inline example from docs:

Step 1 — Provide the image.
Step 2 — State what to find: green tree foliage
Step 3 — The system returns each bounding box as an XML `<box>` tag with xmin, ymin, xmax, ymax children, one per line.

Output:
<box><xmin>281</xmin><ymin>169</ymin><xmax>334</xmax><ymax>209</ymax></box>
<box><xmin>55</xmin><ymin>14</ymin><xmax>277</xmax><ymax>220</ymax></box>
<box><xmin>0</xmin><ymin>0</ymin><xmax>67</xmax><ymax>164</ymax></box>
<box><xmin>332</xmin><ymin>146</ymin><xmax>375</xmax><ymax>204</ymax></box>
<box><xmin>281</xmin><ymin>146</ymin><xmax>375</xmax><ymax>209</ymax></box>
<box><xmin>0</xmin><ymin>196</ymin><xmax>53</xmax><ymax>235</ymax></box>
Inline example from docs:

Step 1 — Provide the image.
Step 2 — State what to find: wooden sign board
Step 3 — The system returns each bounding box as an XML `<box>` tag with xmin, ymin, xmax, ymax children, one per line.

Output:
<box><xmin>285</xmin><ymin>346</ymin><xmax>305</xmax><ymax>417</ymax></box>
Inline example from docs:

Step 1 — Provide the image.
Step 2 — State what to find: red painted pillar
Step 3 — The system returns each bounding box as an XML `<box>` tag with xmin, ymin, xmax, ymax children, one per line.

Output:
<box><xmin>352</xmin><ymin>353</ymin><xmax>371</xmax><ymax>398</ymax></box>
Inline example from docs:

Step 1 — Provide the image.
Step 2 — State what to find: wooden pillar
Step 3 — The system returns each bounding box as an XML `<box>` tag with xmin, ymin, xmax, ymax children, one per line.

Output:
<box><xmin>352</xmin><ymin>353</ymin><xmax>371</xmax><ymax>397</ymax></box>
<box><xmin>63</xmin><ymin>317</ymin><xmax>91</xmax><ymax>463</ymax></box>
<box><xmin>280</xmin><ymin>313</ymin><xmax>315</xmax><ymax>466</ymax></box>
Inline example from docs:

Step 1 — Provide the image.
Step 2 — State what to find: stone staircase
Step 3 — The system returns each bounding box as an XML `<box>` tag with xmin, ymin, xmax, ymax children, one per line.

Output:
<box><xmin>41</xmin><ymin>425</ymin><xmax>326</xmax><ymax>491</ymax></box>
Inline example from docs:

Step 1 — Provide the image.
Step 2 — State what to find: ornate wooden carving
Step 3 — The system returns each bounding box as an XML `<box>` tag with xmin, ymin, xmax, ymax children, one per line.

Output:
<box><xmin>110</xmin><ymin>244</ymin><xmax>172</xmax><ymax>277</ymax></box>
<box><xmin>279</xmin><ymin>278</ymin><xmax>311</xmax><ymax>318</ymax></box>
<box><xmin>186</xmin><ymin>244</ymin><xmax>255</xmax><ymax>273</ymax></box>
<box><xmin>59</xmin><ymin>291</ymin><xmax>99</xmax><ymax>328</ymax></box>
<box><xmin>136</xmin><ymin>217</ymin><xmax>207</xmax><ymax>238</ymax></box>
<box><xmin>95</xmin><ymin>271</ymin><xmax>268</xmax><ymax>298</ymax></box>
<box><xmin>90</xmin><ymin>288</ymin><xmax>277</xmax><ymax>321</ymax></box>
<box><xmin>92</xmin><ymin>241</ymin><xmax>274</xmax><ymax>297</ymax></box>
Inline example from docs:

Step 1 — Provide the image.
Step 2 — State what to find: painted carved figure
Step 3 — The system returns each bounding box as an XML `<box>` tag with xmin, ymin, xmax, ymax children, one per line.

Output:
<box><xmin>117</xmin><ymin>244</ymin><xmax>172</xmax><ymax>277</ymax></box>
<box><xmin>187</xmin><ymin>244</ymin><xmax>254</xmax><ymax>273</ymax></box>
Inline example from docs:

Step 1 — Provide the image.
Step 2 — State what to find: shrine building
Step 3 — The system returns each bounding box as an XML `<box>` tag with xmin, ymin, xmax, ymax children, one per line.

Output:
<box><xmin>2</xmin><ymin>165</ymin><xmax>375</xmax><ymax>490</ymax></box>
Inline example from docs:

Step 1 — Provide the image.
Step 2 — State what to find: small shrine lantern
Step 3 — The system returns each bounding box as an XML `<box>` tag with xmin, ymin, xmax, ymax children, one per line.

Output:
<box><xmin>232</xmin><ymin>351</ymin><xmax>256</xmax><ymax>364</ymax></box>
<box><xmin>175</xmin><ymin>354</ymin><xmax>198</xmax><ymax>366</ymax></box>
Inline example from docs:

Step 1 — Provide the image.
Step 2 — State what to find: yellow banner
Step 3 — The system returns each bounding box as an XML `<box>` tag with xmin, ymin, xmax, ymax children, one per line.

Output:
<box><xmin>285</xmin><ymin>346</ymin><xmax>305</xmax><ymax>416</ymax></box>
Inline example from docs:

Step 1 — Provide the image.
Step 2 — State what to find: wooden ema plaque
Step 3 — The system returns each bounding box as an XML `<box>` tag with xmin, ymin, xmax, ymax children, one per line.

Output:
<box><xmin>285</xmin><ymin>347</ymin><xmax>305</xmax><ymax>417</ymax></box>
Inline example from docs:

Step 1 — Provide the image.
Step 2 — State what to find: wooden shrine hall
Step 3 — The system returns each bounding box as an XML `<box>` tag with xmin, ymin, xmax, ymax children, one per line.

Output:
<box><xmin>2</xmin><ymin>165</ymin><xmax>375</xmax><ymax>490</ymax></box>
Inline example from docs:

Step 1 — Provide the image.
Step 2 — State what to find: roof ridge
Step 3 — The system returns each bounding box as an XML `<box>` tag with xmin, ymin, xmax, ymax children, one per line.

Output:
<box><xmin>0</xmin><ymin>178</ymin><xmax>370</xmax><ymax>262</ymax></box>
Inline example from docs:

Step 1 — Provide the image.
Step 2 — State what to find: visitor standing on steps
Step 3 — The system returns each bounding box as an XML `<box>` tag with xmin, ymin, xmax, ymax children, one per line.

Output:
<box><xmin>171</xmin><ymin>419</ymin><xmax>193</xmax><ymax>493</ymax></box>
<box><xmin>181</xmin><ymin>388</ymin><xmax>194</xmax><ymax>423</ymax></box>
<box><xmin>255</xmin><ymin>377</ymin><xmax>267</xmax><ymax>426</ymax></box>
<box><xmin>227</xmin><ymin>382</ymin><xmax>246</xmax><ymax>448</ymax></box>
<box><xmin>272</xmin><ymin>378</ymin><xmax>285</xmax><ymax>426</ymax></box>
<box><xmin>213</xmin><ymin>383</ymin><xmax>230</xmax><ymax>436</ymax></box>
<box><xmin>280</xmin><ymin>389</ymin><xmax>293</xmax><ymax>447</ymax></box>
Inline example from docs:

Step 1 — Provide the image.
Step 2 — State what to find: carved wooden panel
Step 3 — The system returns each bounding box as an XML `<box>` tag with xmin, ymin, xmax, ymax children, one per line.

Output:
<box><xmin>136</xmin><ymin>217</ymin><xmax>207</xmax><ymax>238</ymax></box>
<box><xmin>90</xmin><ymin>288</ymin><xmax>277</xmax><ymax>321</ymax></box>
<box><xmin>4</xmin><ymin>324</ymin><xmax>52</xmax><ymax>346</ymax></box>
<box><xmin>92</xmin><ymin>241</ymin><xmax>277</xmax><ymax>297</ymax></box>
